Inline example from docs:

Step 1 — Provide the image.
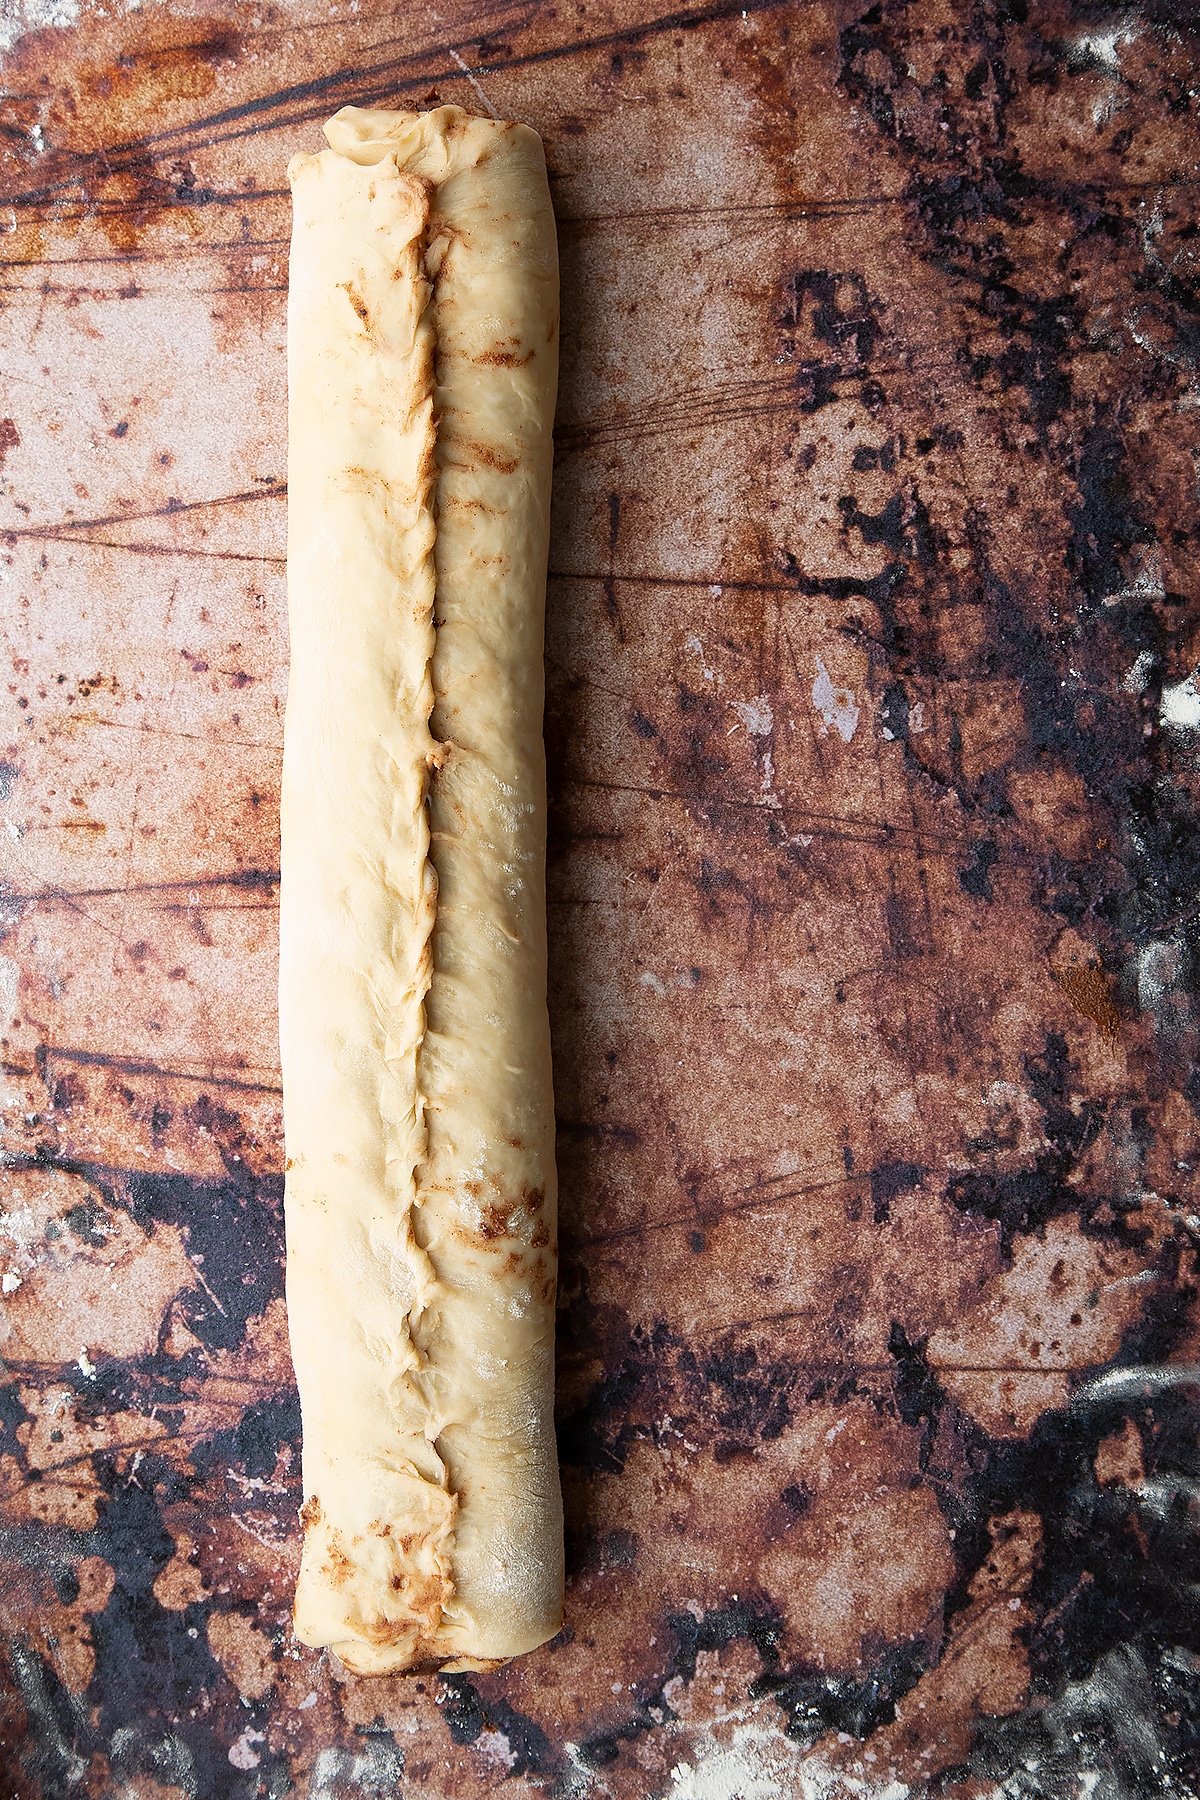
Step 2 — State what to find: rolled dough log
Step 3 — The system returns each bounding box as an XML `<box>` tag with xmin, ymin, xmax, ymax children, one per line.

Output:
<box><xmin>281</xmin><ymin>104</ymin><xmax>562</xmax><ymax>1674</ymax></box>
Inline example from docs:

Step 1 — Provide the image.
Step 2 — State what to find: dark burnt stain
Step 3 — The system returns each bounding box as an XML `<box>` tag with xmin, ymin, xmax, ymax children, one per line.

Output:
<box><xmin>877</xmin><ymin>1308</ymin><xmax>1200</xmax><ymax>1785</ymax></box>
<box><xmin>887</xmin><ymin>1321</ymin><xmax>944</xmax><ymax>1472</ymax></box>
<box><xmin>778</xmin><ymin>268</ymin><xmax>882</xmax><ymax>412</ymax></box>
<box><xmin>947</xmin><ymin>1032</ymin><xmax>1111</xmax><ymax>1258</ymax></box>
<box><xmin>967</xmin><ymin>1638</ymin><xmax>1200</xmax><ymax>1800</ymax></box>
<box><xmin>571</xmin><ymin>1601</ymin><xmax>784</xmax><ymax>1770</ymax></box>
<box><xmin>603</xmin><ymin>491</ymin><xmax>624</xmax><ymax>641</ymax></box>
<box><xmin>660</xmin><ymin>681</ymin><xmax>731</xmax><ymax>797</ymax></box>
<box><xmin>595</xmin><ymin>1525</ymin><xmax>638</xmax><ymax>1572</ymax></box>
<box><xmin>438</xmin><ymin>1676</ymin><xmax>554</xmax><ymax>1778</ymax></box>
<box><xmin>815</xmin><ymin>8</ymin><xmax>1200</xmax><ymax>1101</ymax></box>
<box><xmin>868</xmin><ymin>1159</ymin><xmax>925</xmax><ymax>1226</ymax></box>
<box><xmin>120</xmin><ymin>1162</ymin><xmax>284</xmax><ymax>1349</ymax></box>
<box><xmin>37</xmin><ymin>1452</ymin><xmax>263</xmax><ymax>1800</ymax></box>
<box><xmin>760</xmin><ymin>1479</ymin><xmax>814</xmax><ymax>1545</ymax></box>
<box><xmin>959</xmin><ymin>836</ymin><xmax>998</xmax><ymax>901</ymax></box>
<box><xmin>557</xmin><ymin>1313</ymin><xmax>675</xmax><ymax>1477</ymax></box>
<box><xmin>1068</xmin><ymin>424</ymin><xmax>1157</xmax><ymax>618</ymax></box>
<box><xmin>678</xmin><ymin>1336</ymin><xmax>797</xmax><ymax>1449</ymax></box>
<box><xmin>752</xmin><ymin>1634</ymin><xmax>933</xmax><ymax>1749</ymax></box>
<box><xmin>0</xmin><ymin>418</ymin><xmax>20</xmax><ymax>466</ymax></box>
<box><xmin>694</xmin><ymin>854</ymin><xmax>765</xmax><ymax>923</ymax></box>
<box><xmin>62</xmin><ymin>1195</ymin><xmax>109</xmax><ymax>1246</ymax></box>
<box><xmin>838</xmin><ymin>483</ymin><xmax>936</xmax><ymax>566</ymax></box>
<box><xmin>76</xmin><ymin>672</ymin><xmax>118</xmax><ymax>698</ymax></box>
<box><xmin>190</xmin><ymin>1389</ymin><xmax>300</xmax><ymax>1484</ymax></box>
<box><xmin>50</xmin><ymin>1069</ymin><xmax>86</xmax><ymax>1113</ymax></box>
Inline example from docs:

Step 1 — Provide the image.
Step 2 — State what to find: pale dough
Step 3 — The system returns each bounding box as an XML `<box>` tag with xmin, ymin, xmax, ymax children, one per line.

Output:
<box><xmin>282</xmin><ymin>104</ymin><xmax>562</xmax><ymax>1673</ymax></box>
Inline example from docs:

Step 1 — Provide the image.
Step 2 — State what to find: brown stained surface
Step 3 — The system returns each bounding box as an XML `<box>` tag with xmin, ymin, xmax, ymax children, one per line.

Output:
<box><xmin>2</xmin><ymin>1</ymin><xmax>1200</xmax><ymax>1795</ymax></box>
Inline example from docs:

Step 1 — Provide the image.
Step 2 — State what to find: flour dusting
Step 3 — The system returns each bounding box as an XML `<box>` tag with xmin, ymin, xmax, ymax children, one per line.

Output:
<box><xmin>1161</xmin><ymin>669</ymin><xmax>1200</xmax><ymax>730</ymax></box>
<box><xmin>1068</xmin><ymin>22</ymin><xmax>1137</xmax><ymax>72</ymax></box>
<box><xmin>659</xmin><ymin>1720</ymin><xmax>911</xmax><ymax>1800</ymax></box>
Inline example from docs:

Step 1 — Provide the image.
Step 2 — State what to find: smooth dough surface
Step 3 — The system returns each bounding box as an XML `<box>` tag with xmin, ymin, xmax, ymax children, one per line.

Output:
<box><xmin>282</xmin><ymin>104</ymin><xmax>562</xmax><ymax>1674</ymax></box>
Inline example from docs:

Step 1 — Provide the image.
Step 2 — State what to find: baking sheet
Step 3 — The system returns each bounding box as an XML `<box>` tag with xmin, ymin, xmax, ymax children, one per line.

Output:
<box><xmin>1</xmin><ymin>0</ymin><xmax>1199</xmax><ymax>1794</ymax></box>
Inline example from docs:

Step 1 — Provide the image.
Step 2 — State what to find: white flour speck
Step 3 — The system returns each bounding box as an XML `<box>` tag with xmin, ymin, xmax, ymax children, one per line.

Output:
<box><xmin>0</xmin><ymin>954</ymin><xmax>17</xmax><ymax>1031</ymax></box>
<box><xmin>1070</xmin><ymin>24</ymin><xmax>1137</xmax><ymax>72</ymax></box>
<box><xmin>475</xmin><ymin>1730</ymin><xmax>516</xmax><ymax>1771</ymax></box>
<box><xmin>0</xmin><ymin>1206</ymin><xmax>36</xmax><ymax>1247</ymax></box>
<box><xmin>731</xmin><ymin>695</ymin><xmax>774</xmax><ymax>737</ymax></box>
<box><xmin>228</xmin><ymin>1728</ymin><xmax>264</xmax><ymax>1771</ymax></box>
<box><xmin>1161</xmin><ymin>669</ymin><xmax>1200</xmax><ymax>729</ymax></box>
<box><xmin>812</xmin><ymin>657</ymin><xmax>860</xmax><ymax>743</ymax></box>
<box><xmin>685</xmin><ymin>634</ymin><xmax>717</xmax><ymax>684</ymax></box>
<box><xmin>1124</xmin><ymin>649</ymin><xmax>1156</xmax><ymax>693</ymax></box>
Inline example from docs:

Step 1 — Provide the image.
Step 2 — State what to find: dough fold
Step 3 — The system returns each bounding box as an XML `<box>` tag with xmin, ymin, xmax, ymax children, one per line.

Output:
<box><xmin>282</xmin><ymin>104</ymin><xmax>562</xmax><ymax>1674</ymax></box>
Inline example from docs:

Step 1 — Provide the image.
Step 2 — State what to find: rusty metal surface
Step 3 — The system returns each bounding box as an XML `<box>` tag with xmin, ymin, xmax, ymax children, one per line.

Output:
<box><xmin>2</xmin><ymin>0</ymin><xmax>1200</xmax><ymax>1794</ymax></box>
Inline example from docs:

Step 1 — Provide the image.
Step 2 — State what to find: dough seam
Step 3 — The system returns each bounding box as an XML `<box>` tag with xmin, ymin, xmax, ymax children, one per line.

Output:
<box><xmin>395</xmin><ymin>197</ymin><xmax>471</xmax><ymax>1652</ymax></box>
<box><xmin>389</xmin><ymin>181</ymin><xmax>455</xmax><ymax>1653</ymax></box>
